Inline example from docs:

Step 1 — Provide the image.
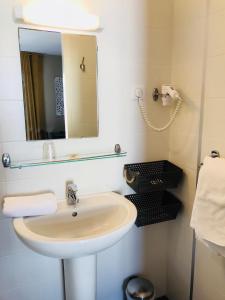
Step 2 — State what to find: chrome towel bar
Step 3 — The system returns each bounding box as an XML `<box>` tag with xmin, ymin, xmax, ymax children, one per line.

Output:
<box><xmin>199</xmin><ymin>150</ymin><xmax>220</xmax><ymax>169</ymax></box>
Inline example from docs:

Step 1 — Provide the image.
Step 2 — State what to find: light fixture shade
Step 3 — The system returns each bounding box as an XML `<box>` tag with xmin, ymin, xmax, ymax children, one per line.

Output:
<box><xmin>14</xmin><ymin>0</ymin><xmax>100</xmax><ymax>31</ymax></box>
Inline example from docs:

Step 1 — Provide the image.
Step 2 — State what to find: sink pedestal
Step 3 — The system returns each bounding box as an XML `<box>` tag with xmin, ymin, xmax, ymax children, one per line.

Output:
<box><xmin>64</xmin><ymin>255</ymin><xmax>97</xmax><ymax>300</ymax></box>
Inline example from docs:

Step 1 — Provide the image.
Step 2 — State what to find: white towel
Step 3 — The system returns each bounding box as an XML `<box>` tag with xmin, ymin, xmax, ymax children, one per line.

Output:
<box><xmin>3</xmin><ymin>193</ymin><xmax>57</xmax><ymax>218</ymax></box>
<box><xmin>202</xmin><ymin>239</ymin><xmax>225</xmax><ymax>257</ymax></box>
<box><xmin>190</xmin><ymin>157</ymin><xmax>225</xmax><ymax>250</ymax></box>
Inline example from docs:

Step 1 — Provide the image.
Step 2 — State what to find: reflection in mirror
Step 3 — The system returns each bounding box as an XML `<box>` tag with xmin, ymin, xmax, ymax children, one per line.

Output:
<box><xmin>19</xmin><ymin>29</ymin><xmax>65</xmax><ymax>140</ymax></box>
<box><xmin>62</xmin><ymin>34</ymin><xmax>98</xmax><ymax>138</ymax></box>
<box><xmin>18</xmin><ymin>28</ymin><xmax>98</xmax><ymax>141</ymax></box>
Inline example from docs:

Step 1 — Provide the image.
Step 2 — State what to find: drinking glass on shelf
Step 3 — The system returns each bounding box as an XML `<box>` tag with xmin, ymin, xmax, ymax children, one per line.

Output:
<box><xmin>43</xmin><ymin>142</ymin><xmax>56</xmax><ymax>161</ymax></box>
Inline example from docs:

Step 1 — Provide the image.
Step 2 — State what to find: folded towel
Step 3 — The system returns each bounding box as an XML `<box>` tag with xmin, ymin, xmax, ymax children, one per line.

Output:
<box><xmin>3</xmin><ymin>193</ymin><xmax>57</xmax><ymax>218</ymax></box>
<box><xmin>190</xmin><ymin>157</ymin><xmax>225</xmax><ymax>249</ymax></box>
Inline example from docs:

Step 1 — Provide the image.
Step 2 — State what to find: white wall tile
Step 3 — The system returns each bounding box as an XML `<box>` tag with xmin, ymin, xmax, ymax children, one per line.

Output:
<box><xmin>0</xmin><ymin>218</ymin><xmax>28</xmax><ymax>256</ymax></box>
<box><xmin>173</xmin><ymin>0</ymin><xmax>207</xmax><ymax>26</ymax></box>
<box><xmin>169</xmin><ymin>133</ymin><xmax>199</xmax><ymax>172</ymax></box>
<box><xmin>148</xmin><ymin>0</ymin><xmax>173</xmax><ymax>29</ymax></box>
<box><xmin>0</xmin><ymin>283</ymin><xmax>42</xmax><ymax>300</ymax></box>
<box><xmin>0</xmin><ymin>143</ymin><xmax>7</xmax><ymax>182</ymax></box>
<box><xmin>4</xmin><ymin>158</ymin><xmax>125</xmax><ymax>199</ymax></box>
<box><xmin>142</xmin><ymin>222</ymin><xmax>169</xmax><ymax>296</ymax></box>
<box><xmin>205</xmin><ymin>55</ymin><xmax>225</xmax><ymax>98</ymax></box>
<box><xmin>171</xmin><ymin>63</ymin><xmax>204</xmax><ymax>101</ymax></box>
<box><xmin>124</xmin><ymin>27</ymin><xmax>172</xmax><ymax>67</ymax></box>
<box><xmin>0</xmin><ymin>101</ymin><xmax>26</xmax><ymax>142</ymax></box>
<box><xmin>172</xmin><ymin>19</ymin><xmax>206</xmax><ymax>65</ymax></box>
<box><xmin>208</xmin><ymin>10</ymin><xmax>225</xmax><ymax>57</ymax></box>
<box><xmin>167</xmin><ymin>1</ymin><xmax>207</xmax><ymax>299</ymax></box>
<box><xmin>0</xmin><ymin>181</ymin><xmax>7</xmax><ymax>219</ymax></box>
<box><xmin>0</xmin><ymin>252</ymin><xmax>63</xmax><ymax>300</ymax></box>
<box><xmin>167</xmin><ymin>214</ymin><xmax>193</xmax><ymax>300</ymax></box>
<box><xmin>209</xmin><ymin>0</ymin><xmax>225</xmax><ymax>14</ymax></box>
<box><xmin>0</xmin><ymin>57</ymin><xmax>23</xmax><ymax>100</ymax></box>
<box><xmin>202</xmin><ymin>98</ymin><xmax>225</xmax><ymax>140</ymax></box>
<box><xmin>0</xmin><ymin>24</ymin><xmax>19</xmax><ymax>57</ymax></box>
<box><xmin>0</xmin><ymin>0</ymin><xmax>20</xmax><ymax>57</ymax></box>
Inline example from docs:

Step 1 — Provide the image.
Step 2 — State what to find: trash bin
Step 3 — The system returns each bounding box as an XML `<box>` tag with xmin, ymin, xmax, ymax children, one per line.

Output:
<box><xmin>125</xmin><ymin>277</ymin><xmax>155</xmax><ymax>300</ymax></box>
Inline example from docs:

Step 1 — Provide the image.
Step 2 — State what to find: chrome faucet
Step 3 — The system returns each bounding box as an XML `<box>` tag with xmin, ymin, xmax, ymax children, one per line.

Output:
<box><xmin>66</xmin><ymin>183</ymin><xmax>79</xmax><ymax>206</ymax></box>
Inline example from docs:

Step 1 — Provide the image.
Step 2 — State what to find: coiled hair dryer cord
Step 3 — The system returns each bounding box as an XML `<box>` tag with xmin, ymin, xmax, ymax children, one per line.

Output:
<box><xmin>138</xmin><ymin>97</ymin><xmax>183</xmax><ymax>132</ymax></box>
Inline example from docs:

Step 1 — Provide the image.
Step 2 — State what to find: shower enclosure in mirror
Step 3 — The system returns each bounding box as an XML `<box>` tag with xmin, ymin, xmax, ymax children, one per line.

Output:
<box><xmin>18</xmin><ymin>28</ymin><xmax>98</xmax><ymax>140</ymax></box>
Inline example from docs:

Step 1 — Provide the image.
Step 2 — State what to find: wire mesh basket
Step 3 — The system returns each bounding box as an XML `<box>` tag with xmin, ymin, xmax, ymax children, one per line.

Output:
<box><xmin>124</xmin><ymin>160</ymin><xmax>183</xmax><ymax>193</ymax></box>
<box><xmin>125</xmin><ymin>191</ymin><xmax>182</xmax><ymax>227</ymax></box>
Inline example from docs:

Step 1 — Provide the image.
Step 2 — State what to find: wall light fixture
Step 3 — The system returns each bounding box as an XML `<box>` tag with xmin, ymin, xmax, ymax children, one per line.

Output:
<box><xmin>14</xmin><ymin>0</ymin><xmax>100</xmax><ymax>31</ymax></box>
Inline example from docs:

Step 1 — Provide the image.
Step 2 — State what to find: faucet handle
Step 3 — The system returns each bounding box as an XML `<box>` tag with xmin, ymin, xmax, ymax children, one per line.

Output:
<box><xmin>67</xmin><ymin>183</ymin><xmax>78</xmax><ymax>192</ymax></box>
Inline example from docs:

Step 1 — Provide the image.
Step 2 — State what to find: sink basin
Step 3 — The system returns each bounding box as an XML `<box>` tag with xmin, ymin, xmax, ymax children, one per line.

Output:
<box><xmin>13</xmin><ymin>192</ymin><xmax>137</xmax><ymax>299</ymax></box>
<box><xmin>13</xmin><ymin>192</ymin><xmax>137</xmax><ymax>259</ymax></box>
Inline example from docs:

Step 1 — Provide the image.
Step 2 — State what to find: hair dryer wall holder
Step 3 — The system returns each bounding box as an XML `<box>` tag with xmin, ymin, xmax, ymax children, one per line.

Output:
<box><xmin>152</xmin><ymin>88</ymin><xmax>167</xmax><ymax>101</ymax></box>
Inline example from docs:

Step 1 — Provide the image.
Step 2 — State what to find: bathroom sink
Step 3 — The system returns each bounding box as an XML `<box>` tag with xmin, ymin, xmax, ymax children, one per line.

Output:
<box><xmin>13</xmin><ymin>192</ymin><xmax>137</xmax><ymax>300</ymax></box>
<box><xmin>13</xmin><ymin>192</ymin><xmax>137</xmax><ymax>259</ymax></box>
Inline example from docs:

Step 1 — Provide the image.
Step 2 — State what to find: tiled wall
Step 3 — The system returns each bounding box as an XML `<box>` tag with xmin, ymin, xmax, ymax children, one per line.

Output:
<box><xmin>0</xmin><ymin>1</ymin><xmax>173</xmax><ymax>299</ymax></box>
<box><xmin>193</xmin><ymin>0</ymin><xmax>225</xmax><ymax>299</ymax></box>
<box><xmin>167</xmin><ymin>1</ymin><xmax>208</xmax><ymax>300</ymax></box>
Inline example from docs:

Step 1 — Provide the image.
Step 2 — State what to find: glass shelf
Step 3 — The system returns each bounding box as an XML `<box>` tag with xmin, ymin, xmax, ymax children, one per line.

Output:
<box><xmin>9</xmin><ymin>151</ymin><xmax>127</xmax><ymax>169</ymax></box>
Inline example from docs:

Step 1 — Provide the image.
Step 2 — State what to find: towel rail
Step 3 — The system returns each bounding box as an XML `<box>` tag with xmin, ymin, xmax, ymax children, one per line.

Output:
<box><xmin>199</xmin><ymin>150</ymin><xmax>220</xmax><ymax>169</ymax></box>
<box><xmin>210</xmin><ymin>150</ymin><xmax>220</xmax><ymax>158</ymax></box>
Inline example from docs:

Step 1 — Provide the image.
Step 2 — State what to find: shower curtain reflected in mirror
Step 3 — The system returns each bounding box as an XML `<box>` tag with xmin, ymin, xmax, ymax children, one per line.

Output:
<box><xmin>20</xmin><ymin>52</ymin><xmax>46</xmax><ymax>140</ymax></box>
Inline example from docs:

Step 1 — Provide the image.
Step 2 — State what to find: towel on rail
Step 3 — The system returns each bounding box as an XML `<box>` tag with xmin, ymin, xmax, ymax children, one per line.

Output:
<box><xmin>191</xmin><ymin>156</ymin><xmax>225</xmax><ymax>256</ymax></box>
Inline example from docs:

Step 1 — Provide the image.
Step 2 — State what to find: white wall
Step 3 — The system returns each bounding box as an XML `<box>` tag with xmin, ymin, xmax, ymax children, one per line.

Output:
<box><xmin>167</xmin><ymin>1</ymin><xmax>208</xmax><ymax>300</ymax></box>
<box><xmin>0</xmin><ymin>0</ymin><xmax>173</xmax><ymax>299</ymax></box>
<box><xmin>193</xmin><ymin>0</ymin><xmax>225</xmax><ymax>299</ymax></box>
<box><xmin>165</xmin><ymin>1</ymin><xmax>225</xmax><ymax>299</ymax></box>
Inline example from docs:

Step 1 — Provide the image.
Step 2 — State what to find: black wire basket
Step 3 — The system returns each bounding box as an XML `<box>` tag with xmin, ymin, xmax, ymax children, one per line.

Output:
<box><xmin>125</xmin><ymin>191</ymin><xmax>182</xmax><ymax>227</ymax></box>
<box><xmin>124</xmin><ymin>160</ymin><xmax>183</xmax><ymax>193</ymax></box>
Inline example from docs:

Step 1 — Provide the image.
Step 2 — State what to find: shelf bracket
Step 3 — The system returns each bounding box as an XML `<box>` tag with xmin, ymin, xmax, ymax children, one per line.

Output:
<box><xmin>2</xmin><ymin>153</ymin><xmax>11</xmax><ymax>168</ymax></box>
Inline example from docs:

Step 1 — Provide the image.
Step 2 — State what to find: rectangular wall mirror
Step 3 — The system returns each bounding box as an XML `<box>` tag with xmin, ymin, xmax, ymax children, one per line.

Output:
<box><xmin>18</xmin><ymin>28</ymin><xmax>98</xmax><ymax>141</ymax></box>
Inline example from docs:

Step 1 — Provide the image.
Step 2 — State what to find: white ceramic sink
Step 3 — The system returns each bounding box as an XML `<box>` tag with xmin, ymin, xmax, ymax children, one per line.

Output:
<box><xmin>13</xmin><ymin>192</ymin><xmax>137</xmax><ymax>259</ymax></box>
<box><xmin>13</xmin><ymin>192</ymin><xmax>137</xmax><ymax>299</ymax></box>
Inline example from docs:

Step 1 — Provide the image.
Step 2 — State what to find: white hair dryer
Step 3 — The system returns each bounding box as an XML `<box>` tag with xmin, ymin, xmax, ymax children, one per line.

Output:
<box><xmin>161</xmin><ymin>85</ymin><xmax>181</xmax><ymax>106</ymax></box>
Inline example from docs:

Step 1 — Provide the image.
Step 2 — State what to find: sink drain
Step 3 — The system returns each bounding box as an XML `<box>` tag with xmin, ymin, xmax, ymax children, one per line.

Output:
<box><xmin>72</xmin><ymin>211</ymin><xmax>78</xmax><ymax>217</ymax></box>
